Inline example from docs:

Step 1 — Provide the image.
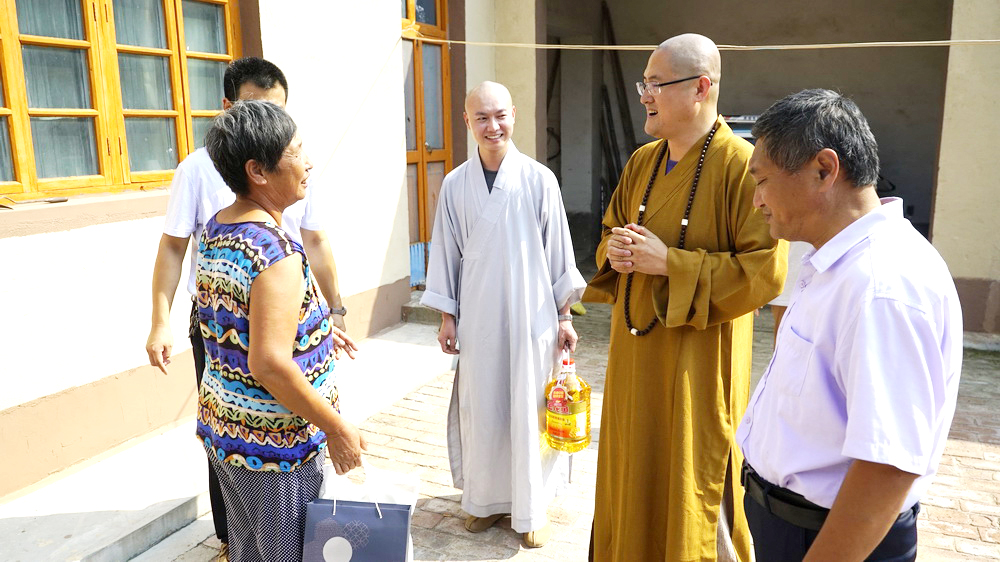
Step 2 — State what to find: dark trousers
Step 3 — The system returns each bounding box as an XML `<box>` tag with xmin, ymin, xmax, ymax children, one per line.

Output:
<box><xmin>191</xmin><ymin>302</ymin><xmax>228</xmax><ymax>543</ymax></box>
<box><xmin>744</xmin><ymin>489</ymin><xmax>919</xmax><ymax>562</ymax></box>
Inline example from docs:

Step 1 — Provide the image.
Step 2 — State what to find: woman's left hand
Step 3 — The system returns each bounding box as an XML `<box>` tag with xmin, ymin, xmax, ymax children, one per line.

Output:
<box><xmin>327</xmin><ymin>421</ymin><xmax>367</xmax><ymax>475</ymax></box>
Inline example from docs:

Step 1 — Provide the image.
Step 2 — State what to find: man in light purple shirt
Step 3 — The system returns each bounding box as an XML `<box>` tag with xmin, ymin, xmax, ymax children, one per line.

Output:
<box><xmin>736</xmin><ymin>89</ymin><xmax>962</xmax><ymax>561</ymax></box>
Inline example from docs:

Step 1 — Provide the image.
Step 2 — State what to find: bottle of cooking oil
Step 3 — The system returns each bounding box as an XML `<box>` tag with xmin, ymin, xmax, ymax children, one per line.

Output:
<box><xmin>545</xmin><ymin>351</ymin><xmax>591</xmax><ymax>453</ymax></box>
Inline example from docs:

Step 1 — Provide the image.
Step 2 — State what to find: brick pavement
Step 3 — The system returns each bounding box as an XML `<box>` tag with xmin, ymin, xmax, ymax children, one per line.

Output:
<box><xmin>358</xmin><ymin>304</ymin><xmax>612</xmax><ymax>561</ymax></box>
<box><xmin>359</xmin><ymin>304</ymin><xmax>1000</xmax><ymax>561</ymax></box>
<box><xmin>169</xmin><ymin>303</ymin><xmax>1000</xmax><ymax>560</ymax></box>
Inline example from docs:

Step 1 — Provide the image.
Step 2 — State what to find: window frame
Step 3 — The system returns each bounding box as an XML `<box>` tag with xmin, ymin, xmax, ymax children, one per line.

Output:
<box><xmin>0</xmin><ymin>0</ymin><xmax>241</xmax><ymax>200</ymax></box>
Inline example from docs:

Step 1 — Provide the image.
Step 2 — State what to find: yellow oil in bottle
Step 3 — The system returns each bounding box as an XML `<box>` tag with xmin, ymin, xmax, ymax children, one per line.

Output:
<box><xmin>545</xmin><ymin>354</ymin><xmax>591</xmax><ymax>453</ymax></box>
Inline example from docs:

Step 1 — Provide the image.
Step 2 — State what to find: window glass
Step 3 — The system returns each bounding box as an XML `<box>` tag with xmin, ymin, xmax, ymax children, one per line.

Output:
<box><xmin>0</xmin><ymin>119</ymin><xmax>14</xmax><ymax>182</ymax></box>
<box><xmin>125</xmin><ymin>118</ymin><xmax>177</xmax><ymax>171</ymax></box>
<box><xmin>415</xmin><ymin>0</ymin><xmax>437</xmax><ymax>26</ymax></box>
<box><xmin>401</xmin><ymin>0</ymin><xmax>407</xmax><ymax>18</ymax></box>
<box><xmin>187</xmin><ymin>59</ymin><xmax>226</xmax><ymax>110</ymax></box>
<box><xmin>113</xmin><ymin>0</ymin><xmax>167</xmax><ymax>49</ymax></box>
<box><xmin>16</xmin><ymin>0</ymin><xmax>85</xmax><ymax>40</ymax></box>
<box><xmin>119</xmin><ymin>54</ymin><xmax>172</xmax><ymax>110</ymax></box>
<box><xmin>403</xmin><ymin>40</ymin><xmax>416</xmax><ymax>151</ymax></box>
<box><xmin>183</xmin><ymin>0</ymin><xmax>226</xmax><ymax>54</ymax></box>
<box><xmin>421</xmin><ymin>44</ymin><xmax>444</xmax><ymax>150</ymax></box>
<box><xmin>31</xmin><ymin>117</ymin><xmax>99</xmax><ymax>178</ymax></box>
<box><xmin>23</xmin><ymin>46</ymin><xmax>92</xmax><ymax>109</ymax></box>
<box><xmin>192</xmin><ymin>117</ymin><xmax>213</xmax><ymax>149</ymax></box>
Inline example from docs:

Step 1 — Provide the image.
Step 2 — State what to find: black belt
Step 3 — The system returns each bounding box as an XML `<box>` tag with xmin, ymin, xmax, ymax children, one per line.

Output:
<box><xmin>741</xmin><ymin>461</ymin><xmax>829</xmax><ymax>531</ymax></box>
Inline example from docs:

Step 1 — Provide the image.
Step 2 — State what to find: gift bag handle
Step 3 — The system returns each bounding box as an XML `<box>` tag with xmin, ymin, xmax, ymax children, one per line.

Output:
<box><xmin>329</xmin><ymin>456</ymin><xmax>383</xmax><ymax>519</ymax></box>
<box><xmin>331</xmin><ymin>496</ymin><xmax>383</xmax><ymax>519</ymax></box>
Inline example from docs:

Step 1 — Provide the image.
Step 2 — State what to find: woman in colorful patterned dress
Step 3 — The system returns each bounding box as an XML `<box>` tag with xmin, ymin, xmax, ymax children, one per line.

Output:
<box><xmin>195</xmin><ymin>100</ymin><xmax>364</xmax><ymax>562</ymax></box>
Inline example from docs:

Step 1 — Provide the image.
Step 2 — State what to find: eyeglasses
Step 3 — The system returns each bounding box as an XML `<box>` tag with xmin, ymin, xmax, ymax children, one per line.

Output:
<box><xmin>635</xmin><ymin>75</ymin><xmax>704</xmax><ymax>96</ymax></box>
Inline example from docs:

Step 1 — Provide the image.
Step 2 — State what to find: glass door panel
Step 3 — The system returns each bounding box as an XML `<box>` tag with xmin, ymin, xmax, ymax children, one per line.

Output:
<box><xmin>424</xmin><ymin>161</ymin><xmax>445</xmax><ymax>235</ymax></box>
<box><xmin>421</xmin><ymin>44</ymin><xmax>444</xmax><ymax>150</ymax></box>
<box><xmin>415</xmin><ymin>0</ymin><xmax>437</xmax><ymax>25</ymax></box>
<box><xmin>407</xmin><ymin>163</ymin><xmax>420</xmax><ymax>244</ymax></box>
<box><xmin>403</xmin><ymin>40</ymin><xmax>416</xmax><ymax>151</ymax></box>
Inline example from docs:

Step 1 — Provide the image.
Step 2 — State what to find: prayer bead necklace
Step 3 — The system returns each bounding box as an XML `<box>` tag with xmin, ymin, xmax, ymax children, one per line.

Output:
<box><xmin>623</xmin><ymin>122</ymin><xmax>719</xmax><ymax>336</ymax></box>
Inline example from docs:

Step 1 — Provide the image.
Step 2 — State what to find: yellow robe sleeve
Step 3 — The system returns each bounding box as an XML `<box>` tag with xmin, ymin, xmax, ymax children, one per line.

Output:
<box><xmin>583</xmin><ymin>145</ymin><xmax>646</xmax><ymax>304</ymax></box>
<box><xmin>654</xmin><ymin>152</ymin><xmax>786</xmax><ymax>330</ymax></box>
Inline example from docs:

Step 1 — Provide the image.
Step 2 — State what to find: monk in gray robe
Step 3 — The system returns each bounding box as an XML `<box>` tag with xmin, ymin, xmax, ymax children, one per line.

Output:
<box><xmin>421</xmin><ymin>81</ymin><xmax>586</xmax><ymax>549</ymax></box>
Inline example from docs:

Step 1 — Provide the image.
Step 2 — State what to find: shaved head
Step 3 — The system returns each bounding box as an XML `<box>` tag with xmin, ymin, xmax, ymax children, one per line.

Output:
<box><xmin>464</xmin><ymin>81</ymin><xmax>516</xmax><ymax>166</ymax></box>
<box><xmin>657</xmin><ymin>33</ymin><xmax>721</xmax><ymax>84</ymax></box>
<box><xmin>465</xmin><ymin>81</ymin><xmax>513</xmax><ymax>113</ymax></box>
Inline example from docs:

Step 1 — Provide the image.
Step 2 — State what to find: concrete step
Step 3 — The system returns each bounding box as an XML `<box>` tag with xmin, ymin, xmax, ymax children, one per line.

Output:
<box><xmin>0</xmin><ymin>322</ymin><xmax>453</xmax><ymax>562</ymax></box>
<box><xmin>0</xmin><ymin>421</ymin><xmax>210</xmax><ymax>562</ymax></box>
<box><xmin>401</xmin><ymin>289</ymin><xmax>440</xmax><ymax>326</ymax></box>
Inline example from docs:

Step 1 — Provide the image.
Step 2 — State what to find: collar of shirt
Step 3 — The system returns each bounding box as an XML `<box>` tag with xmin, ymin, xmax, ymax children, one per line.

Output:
<box><xmin>809</xmin><ymin>197</ymin><xmax>903</xmax><ymax>274</ymax></box>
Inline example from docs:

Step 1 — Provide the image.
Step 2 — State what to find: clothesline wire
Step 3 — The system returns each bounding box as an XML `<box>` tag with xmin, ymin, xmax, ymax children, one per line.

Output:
<box><xmin>313</xmin><ymin>31</ymin><xmax>997</xmax><ymax>176</ymax></box>
<box><xmin>403</xmin><ymin>33</ymin><xmax>1000</xmax><ymax>51</ymax></box>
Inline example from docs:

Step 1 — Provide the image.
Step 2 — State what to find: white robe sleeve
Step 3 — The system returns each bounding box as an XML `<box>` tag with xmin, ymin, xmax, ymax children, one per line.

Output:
<box><xmin>421</xmin><ymin>177</ymin><xmax>463</xmax><ymax>317</ymax></box>
<box><xmin>538</xmin><ymin>167</ymin><xmax>586</xmax><ymax>310</ymax></box>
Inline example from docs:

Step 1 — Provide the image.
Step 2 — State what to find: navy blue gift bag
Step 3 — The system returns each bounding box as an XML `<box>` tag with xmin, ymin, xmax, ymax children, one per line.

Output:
<box><xmin>302</xmin><ymin>497</ymin><xmax>411</xmax><ymax>562</ymax></box>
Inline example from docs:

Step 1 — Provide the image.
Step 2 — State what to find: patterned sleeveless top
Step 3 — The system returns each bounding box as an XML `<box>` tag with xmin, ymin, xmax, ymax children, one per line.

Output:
<box><xmin>195</xmin><ymin>216</ymin><xmax>339</xmax><ymax>472</ymax></box>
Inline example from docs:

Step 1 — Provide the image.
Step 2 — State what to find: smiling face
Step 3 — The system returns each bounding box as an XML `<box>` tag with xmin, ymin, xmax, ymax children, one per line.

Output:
<box><xmin>263</xmin><ymin>134</ymin><xmax>312</xmax><ymax>204</ymax></box>
<box><xmin>640</xmin><ymin>48</ymin><xmax>699</xmax><ymax>140</ymax></box>
<box><xmin>463</xmin><ymin>83</ymin><xmax>515</xmax><ymax>162</ymax></box>
<box><xmin>749</xmin><ymin>138</ymin><xmax>816</xmax><ymax>242</ymax></box>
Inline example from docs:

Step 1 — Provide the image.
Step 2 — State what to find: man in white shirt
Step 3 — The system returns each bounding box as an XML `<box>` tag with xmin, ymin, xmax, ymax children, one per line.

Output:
<box><xmin>144</xmin><ymin>57</ymin><xmax>346</xmax><ymax>558</ymax></box>
<box><xmin>736</xmin><ymin>89</ymin><xmax>962</xmax><ymax>561</ymax></box>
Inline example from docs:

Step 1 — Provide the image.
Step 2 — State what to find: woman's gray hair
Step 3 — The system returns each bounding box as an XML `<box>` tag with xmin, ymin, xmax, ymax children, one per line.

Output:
<box><xmin>751</xmin><ymin>89</ymin><xmax>880</xmax><ymax>188</ymax></box>
<box><xmin>205</xmin><ymin>100</ymin><xmax>297</xmax><ymax>196</ymax></box>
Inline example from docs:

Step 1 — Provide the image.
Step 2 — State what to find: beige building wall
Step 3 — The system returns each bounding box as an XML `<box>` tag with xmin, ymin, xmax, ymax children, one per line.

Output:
<box><xmin>933</xmin><ymin>0</ymin><xmax>1000</xmax><ymax>333</ymax></box>
<box><xmin>464</xmin><ymin>0</ymin><xmax>542</xmax><ymax>161</ymax></box>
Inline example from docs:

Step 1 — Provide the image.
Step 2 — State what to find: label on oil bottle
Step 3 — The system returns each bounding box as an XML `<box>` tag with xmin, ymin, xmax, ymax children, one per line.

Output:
<box><xmin>546</xmin><ymin>385</ymin><xmax>588</xmax><ymax>440</ymax></box>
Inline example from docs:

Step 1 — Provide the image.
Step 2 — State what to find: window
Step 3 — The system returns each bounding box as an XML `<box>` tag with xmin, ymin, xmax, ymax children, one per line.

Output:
<box><xmin>401</xmin><ymin>0</ymin><xmax>451</xmax><ymax>285</ymax></box>
<box><xmin>0</xmin><ymin>0</ymin><xmax>241</xmax><ymax>199</ymax></box>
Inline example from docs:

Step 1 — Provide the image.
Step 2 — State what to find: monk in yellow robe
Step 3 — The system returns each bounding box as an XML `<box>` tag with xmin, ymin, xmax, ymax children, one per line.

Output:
<box><xmin>585</xmin><ymin>34</ymin><xmax>786</xmax><ymax>561</ymax></box>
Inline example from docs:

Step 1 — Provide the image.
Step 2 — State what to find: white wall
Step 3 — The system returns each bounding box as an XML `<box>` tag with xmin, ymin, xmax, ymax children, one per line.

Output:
<box><xmin>258</xmin><ymin>0</ymin><xmax>410</xmax><ymax>297</ymax></box>
<box><xmin>0</xmin><ymin>213</ymin><xmax>191</xmax><ymax>410</ymax></box>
